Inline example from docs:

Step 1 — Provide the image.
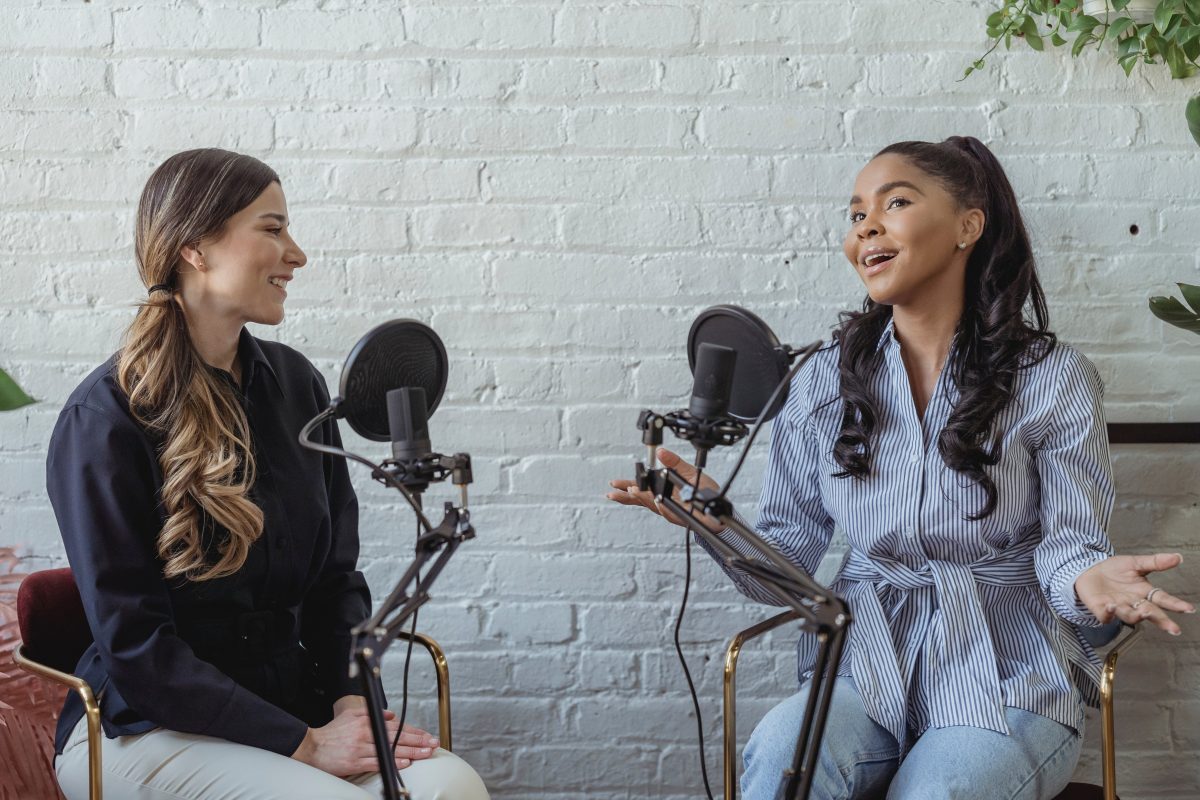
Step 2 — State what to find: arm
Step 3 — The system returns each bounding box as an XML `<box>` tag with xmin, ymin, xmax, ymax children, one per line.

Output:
<box><xmin>1032</xmin><ymin>349</ymin><xmax>1115</xmax><ymax>627</ymax></box>
<box><xmin>694</xmin><ymin>371</ymin><xmax>836</xmax><ymax>605</ymax></box>
<box><xmin>46</xmin><ymin>403</ymin><xmax>309</xmax><ymax>755</ymax></box>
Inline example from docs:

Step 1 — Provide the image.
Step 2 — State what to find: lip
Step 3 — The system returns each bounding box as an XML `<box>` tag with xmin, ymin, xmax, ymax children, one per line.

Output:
<box><xmin>268</xmin><ymin>275</ymin><xmax>290</xmax><ymax>298</ymax></box>
<box><xmin>859</xmin><ymin>247</ymin><xmax>898</xmax><ymax>277</ymax></box>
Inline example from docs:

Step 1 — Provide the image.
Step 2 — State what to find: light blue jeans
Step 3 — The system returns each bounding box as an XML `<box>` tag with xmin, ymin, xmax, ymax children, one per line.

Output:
<box><xmin>742</xmin><ymin>678</ymin><xmax>1081</xmax><ymax>800</ymax></box>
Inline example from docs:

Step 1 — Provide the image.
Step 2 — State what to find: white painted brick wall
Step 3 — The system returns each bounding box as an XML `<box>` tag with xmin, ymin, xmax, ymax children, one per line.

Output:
<box><xmin>1</xmin><ymin>1</ymin><xmax>1198</xmax><ymax>797</ymax></box>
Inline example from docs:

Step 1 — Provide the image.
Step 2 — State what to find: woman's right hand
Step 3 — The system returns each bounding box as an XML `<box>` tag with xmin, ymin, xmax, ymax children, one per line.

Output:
<box><xmin>606</xmin><ymin>447</ymin><xmax>723</xmax><ymax>531</ymax></box>
<box><xmin>291</xmin><ymin>707</ymin><xmax>438</xmax><ymax>777</ymax></box>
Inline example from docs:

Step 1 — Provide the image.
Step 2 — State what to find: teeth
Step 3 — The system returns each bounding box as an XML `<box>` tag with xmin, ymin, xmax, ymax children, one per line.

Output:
<box><xmin>269</xmin><ymin>277</ymin><xmax>285</xmax><ymax>288</ymax></box>
<box><xmin>865</xmin><ymin>252</ymin><xmax>896</xmax><ymax>267</ymax></box>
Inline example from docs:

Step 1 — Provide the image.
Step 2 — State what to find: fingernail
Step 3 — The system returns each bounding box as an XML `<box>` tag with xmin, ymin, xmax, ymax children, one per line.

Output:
<box><xmin>1171</xmin><ymin>629</ymin><xmax>1181</xmax><ymax>636</ymax></box>
<box><xmin>429</xmin><ymin>737</ymin><xmax>439</xmax><ymax>745</ymax></box>
<box><xmin>420</xmin><ymin>747</ymin><xmax>431</xmax><ymax>754</ymax></box>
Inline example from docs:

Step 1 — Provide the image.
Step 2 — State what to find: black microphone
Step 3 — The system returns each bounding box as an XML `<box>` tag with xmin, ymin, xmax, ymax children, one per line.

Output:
<box><xmin>387</xmin><ymin>386</ymin><xmax>431</xmax><ymax>461</ymax></box>
<box><xmin>688</xmin><ymin>342</ymin><xmax>736</xmax><ymax>420</ymax></box>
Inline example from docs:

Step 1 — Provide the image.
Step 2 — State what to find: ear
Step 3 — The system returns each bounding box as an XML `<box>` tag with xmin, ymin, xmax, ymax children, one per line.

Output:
<box><xmin>959</xmin><ymin>208</ymin><xmax>985</xmax><ymax>248</ymax></box>
<box><xmin>179</xmin><ymin>243</ymin><xmax>207</xmax><ymax>272</ymax></box>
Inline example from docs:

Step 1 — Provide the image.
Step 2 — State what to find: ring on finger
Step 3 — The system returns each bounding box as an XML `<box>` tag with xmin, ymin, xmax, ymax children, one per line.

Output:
<box><xmin>1146</xmin><ymin>587</ymin><xmax>1163</xmax><ymax>604</ymax></box>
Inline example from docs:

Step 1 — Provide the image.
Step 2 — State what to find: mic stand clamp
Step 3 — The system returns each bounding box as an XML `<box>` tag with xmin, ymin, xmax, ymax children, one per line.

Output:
<box><xmin>378</xmin><ymin>452</ymin><xmax>473</xmax><ymax>497</ymax></box>
<box><xmin>637</xmin><ymin>409</ymin><xmax>748</xmax><ymax>468</ymax></box>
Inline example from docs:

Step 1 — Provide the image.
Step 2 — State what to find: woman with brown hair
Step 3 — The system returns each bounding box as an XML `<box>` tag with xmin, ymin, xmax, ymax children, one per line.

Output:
<box><xmin>46</xmin><ymin>149</ymin><xmax>489</xmax><ymax>799</ymax></box>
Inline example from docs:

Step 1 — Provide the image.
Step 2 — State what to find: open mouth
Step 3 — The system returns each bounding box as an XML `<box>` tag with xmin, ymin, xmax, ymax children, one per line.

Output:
<box><xmin>268</xmin><ymin>276</ymin><xmax>288</xmax><ymax>294</ymax></box>
<box><xmin>862</xmin><ymin>251</ymin><xmax>897</xmax><ymax>274</ymax></box>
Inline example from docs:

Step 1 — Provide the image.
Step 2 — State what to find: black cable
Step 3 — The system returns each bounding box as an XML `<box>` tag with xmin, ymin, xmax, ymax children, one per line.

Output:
<box><xmin>299</xmin><ymin>408</ymin><xmax>435</xmax><ymax>532</ymax></box>
<box><xmin>717</xmin><ymin>342</ymin><xmax>822</xmax><ymax>500</ymax></box>
<box><xmin>673</xmin><ymin>467</ymin><xmax>716</xmax><ymax>800</ymax></box>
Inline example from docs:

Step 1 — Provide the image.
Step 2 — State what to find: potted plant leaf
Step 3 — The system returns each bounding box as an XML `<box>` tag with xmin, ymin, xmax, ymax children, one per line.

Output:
<box><xmin>1150</xmin><ymin>283</ymin><xmax>1200</xmax><ymax>332</ymax></box>
<box><xmin>0</xmin><ymin>368</ymin><xmax>34</xmax><ymax>412</ymax></box>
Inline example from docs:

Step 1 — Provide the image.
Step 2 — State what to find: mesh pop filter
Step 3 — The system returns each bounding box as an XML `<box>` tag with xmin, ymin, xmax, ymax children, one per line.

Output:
<box><xmin>338</xmin><ymin>319</ymin><xmax>448</xmax><ymax>442</ymax></box>
<box><xmin>687</xmin><ymin>305</ymin><xmax>789</xmax><ymax>423</ymax></box>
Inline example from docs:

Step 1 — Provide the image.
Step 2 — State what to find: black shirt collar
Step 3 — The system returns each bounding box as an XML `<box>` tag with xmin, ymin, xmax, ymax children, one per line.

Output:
<box><xmin>208</xmin><ymin>328</ymin><xmax>283</xmax><ymax>398</ymax></box>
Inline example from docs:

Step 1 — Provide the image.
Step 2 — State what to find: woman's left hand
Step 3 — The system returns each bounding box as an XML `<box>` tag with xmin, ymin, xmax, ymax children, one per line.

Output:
<box><xmin>1075</xmin><ymin>553</ymin><xmax>1195</xmax><ymax>635</ymax></box>
<box><xmin>332</xmin><ymin>695</ymin><xmax>440</xmax><ymax>764</ymax></box>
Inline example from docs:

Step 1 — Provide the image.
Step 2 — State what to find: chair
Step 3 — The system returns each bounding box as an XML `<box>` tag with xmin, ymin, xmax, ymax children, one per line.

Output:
<box><xmin>12</xmin><ymin>568</ymin><xmax>455</xmax><ymax>800</ymax></box>
<box><xmin>721</xmin><ymin>610</ymin><xmax>1141</xmax><ymax>800</ymax></box>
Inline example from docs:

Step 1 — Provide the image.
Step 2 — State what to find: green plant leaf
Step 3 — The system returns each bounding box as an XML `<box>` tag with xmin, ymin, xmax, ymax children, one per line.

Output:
<box><xmin>1051</xmin><ymin>31</ymin><xmax>1068</xmax><ymax>45</ymax></box>
<box><xmin>1113</xmin><ymin>0</ymin><xmax>1132</xmax><ymax>10</ymax></box>
<box><xmin>1072</xmin><ymin>31</ymin><xmax>1095</xmax><ymax>55</ymax></box>
<box><xmin>1106</xmin><ymin>16</ymin><xmax>1136</xmax><ymax>41</ymax></box>
<box><xmin>1069</xmin><ymin>13</ymin><xmax>1102</xmax><ymax>33</ymax></box>
<box><xmin>1186</xmin><ymin>93</ymin><xmax>1200</xmax><ymax>146</ymax></box>
<box><xmin>1178</xmin><ymin>282</ymin><xmax>1200</xmax><ymax>314</ymax></box>
<box><xmin>1187</xmin><ymin>0</ymin><xmax>1200</xmax><ymax>22</ymax></box>
<box><xmin>0</xmin><ymin>369</ymin><xmax>34</xmax><ymax>412</ymax></box>
<box><xmin>1149</xmin><ymin>295</ymin><xmax>1200</xmax><ymax>333</ymax></box>
<box><xmin>1156</xmin><ymin>2</ymin><xmax>1176</xmax><ymax>33</ymax></box>
<box><xmin>1027</xmin><ymin>30</ymin><xmax>1046</xmax><ymax>49</ymax></box>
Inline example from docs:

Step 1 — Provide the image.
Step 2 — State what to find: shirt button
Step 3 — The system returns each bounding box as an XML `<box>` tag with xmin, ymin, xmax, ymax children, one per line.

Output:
<box><xmin>910</xmin><ymin>452</ymin><xmax>921</xmax><ymax>464</ymax></box>
<box><xmin>902</xmin><ymin>526</ymin><xmax>915</xmax><ymax>537</ymax></box>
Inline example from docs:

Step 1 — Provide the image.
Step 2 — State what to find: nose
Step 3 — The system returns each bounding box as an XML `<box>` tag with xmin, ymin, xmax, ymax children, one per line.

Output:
<box><xmin>856</xmin><ymin>213</ymin><xmax>881</xmax><ymax>240</ymax></box>
<box><xmin>285</xmin><ymin>234</ymin><xmax>307</xmax><ymax>270</ymax></box>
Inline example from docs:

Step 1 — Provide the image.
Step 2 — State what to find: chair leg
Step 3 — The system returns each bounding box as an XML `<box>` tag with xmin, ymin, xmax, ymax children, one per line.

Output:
<box><xmin>1100</xmin><ymin>626</ymin><xmax>1140</xmax><ymax>800</ymax></box>
<box><xmin>722</xmin><ymin>611</ymin><xmax>801</xmax><ymax>800</ymax></box>
<box><xmin>396</xmin><ymin>631</ymin><xmax>452</xmax><ymax>752</ymax></box>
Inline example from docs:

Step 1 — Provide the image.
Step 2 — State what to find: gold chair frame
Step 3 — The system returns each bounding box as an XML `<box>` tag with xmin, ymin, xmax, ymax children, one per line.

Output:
<box><xmin>11</xmin><ymin>629</ymin><xmax>454</xmax><ymax>800</ymax></box>
<box><xmin>721</xmin><ymin>611</ymin><xmax>1141</xmax><ymax>800</ymax></box>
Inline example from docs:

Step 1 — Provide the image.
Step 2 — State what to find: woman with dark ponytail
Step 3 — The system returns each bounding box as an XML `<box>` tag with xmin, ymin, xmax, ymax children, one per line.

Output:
<box><xmin>47</xmin><ymin>149</ymin><xmax>489</xmax><ymax>799</ymax></box>
<box><xmin>610</xmin><ymin>136</ymin><xmax>1193</xmax><ymax>798</ymax></box>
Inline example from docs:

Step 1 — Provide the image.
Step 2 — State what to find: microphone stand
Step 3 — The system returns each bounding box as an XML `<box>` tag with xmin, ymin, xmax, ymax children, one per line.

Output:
<box><xmin>299</xmin><ymin>406</ymin><xmax>475</xmax><ymax>800</ymax></box>
<box><xmin>637</xmin><ymin>462</ymin><xmax>849</xmax><ymax>800</ymax></box>
<box><xmin>633</xmin><ymin>338</ymin><xmax>851</xmax><ymax>800</ymax></box>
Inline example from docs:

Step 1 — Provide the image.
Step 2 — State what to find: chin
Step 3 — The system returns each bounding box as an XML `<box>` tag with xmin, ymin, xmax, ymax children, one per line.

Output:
<box><xmin>251</xmin><ymin>309</ymin><xmax>286</xmax><ymax>326</ymax></box>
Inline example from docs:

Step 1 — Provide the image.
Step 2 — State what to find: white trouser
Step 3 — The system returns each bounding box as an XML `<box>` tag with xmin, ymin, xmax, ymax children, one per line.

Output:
<box><xmin>55</xmin><ymin>714</ymin><xmax>490</xmax><ymax>800</ymax></box>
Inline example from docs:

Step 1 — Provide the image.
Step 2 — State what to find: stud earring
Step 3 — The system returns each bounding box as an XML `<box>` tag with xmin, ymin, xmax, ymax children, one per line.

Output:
<box><xmin>957</xmin><ymin>242</ymin><xmax>966</xmax><ymax>250</ymax></box>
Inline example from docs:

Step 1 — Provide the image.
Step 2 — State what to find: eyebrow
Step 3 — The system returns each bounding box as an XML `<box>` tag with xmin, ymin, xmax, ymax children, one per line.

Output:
<box><xmin>258</xmin><ymin>212</ymin><xmax>288</xmax><ymax>224</ymax></box>
<box><xmin>848</xmin><ymin>180</ymin><xmax>925</xmax><ymax>207</ymax></box>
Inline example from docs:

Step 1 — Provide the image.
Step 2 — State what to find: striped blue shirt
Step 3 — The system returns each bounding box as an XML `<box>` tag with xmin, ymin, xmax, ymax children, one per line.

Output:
<box><xmin>703</xmin><ymin>318</ymin><xmax>1114</xmax><ymax>748</ymax></box>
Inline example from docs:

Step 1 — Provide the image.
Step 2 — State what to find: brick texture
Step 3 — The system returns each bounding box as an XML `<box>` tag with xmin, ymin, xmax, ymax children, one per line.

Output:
<box><xmin>1</xmin><ymin>1</ymin><xmax>1197</xmax><ymax>797</ymax></box>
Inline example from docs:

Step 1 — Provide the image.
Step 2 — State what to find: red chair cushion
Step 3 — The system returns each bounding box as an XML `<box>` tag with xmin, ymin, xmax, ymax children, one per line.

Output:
<box><xmin>16</xmin><ymin>568</ymin><xmax>93</xmax><ymax>674</ymax></box>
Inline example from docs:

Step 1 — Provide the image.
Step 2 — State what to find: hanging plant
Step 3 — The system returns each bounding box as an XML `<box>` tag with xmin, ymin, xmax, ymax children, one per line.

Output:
<box><xmin>967</xmin><ymin>0</ymin><xmax>1200</xmax><ymax>145</ymax></box>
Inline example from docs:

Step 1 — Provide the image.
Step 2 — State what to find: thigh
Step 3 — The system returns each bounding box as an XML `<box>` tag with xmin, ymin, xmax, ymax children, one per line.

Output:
<box><xmin>742</xmin><ymin>677</ymin><xmax>899</xmax><ymax>800</ymax></box>
<box><xmin>349</xmin><ymin>749</ymin><xmax>489</xmax><ymax>800</ymax></box>
<box><xmin>887</xmin><ymin>708</ymin><xmax>1081</xmax><ymax>800</ymax></box>
<box><xmin>55</xmin><ymin>716</ymin><xmax>372</xmax><ymax>800</ymax></box>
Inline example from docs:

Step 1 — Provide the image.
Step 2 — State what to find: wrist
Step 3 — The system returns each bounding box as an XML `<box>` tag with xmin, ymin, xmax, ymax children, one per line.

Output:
<box><xmin>290</xmin><ymin>728</ymin><xmax>316</xmax><ymax>764</ymax></box>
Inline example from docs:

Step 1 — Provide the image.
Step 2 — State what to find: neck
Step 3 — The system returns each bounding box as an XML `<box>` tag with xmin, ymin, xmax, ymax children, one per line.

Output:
<box><xmin>179</xmin><ymin>301</ymin><xmax>242</xmax><ymax>374</ymax></box>
<box><xmin>891</xmin><ymin>298</ymin><xmax>962</xmax><ymax>373</ymax></box>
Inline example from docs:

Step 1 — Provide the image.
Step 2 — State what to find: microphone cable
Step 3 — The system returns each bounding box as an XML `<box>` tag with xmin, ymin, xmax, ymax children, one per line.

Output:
<box><xmin>390</xmin><ymin>515</ymin><xmax>423</xmax><ymax>794</ymax></box>
<box><xmin>673</xmin><ymin>466</ymin><xmax>716</xmax><ymax>800</ymax></box>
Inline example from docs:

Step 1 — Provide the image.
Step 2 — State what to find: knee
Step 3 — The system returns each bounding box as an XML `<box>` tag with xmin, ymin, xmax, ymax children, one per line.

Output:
<box><xmin>406</xmin><ymin>749</ymin><xmax>489</xmax><ymax>800</ymax></box>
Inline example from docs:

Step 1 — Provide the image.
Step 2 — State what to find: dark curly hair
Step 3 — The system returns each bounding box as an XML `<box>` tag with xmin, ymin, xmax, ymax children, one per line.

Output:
<box><xmin>830</xmin><ymin>136</ymin><xmax>1055</xmax><ymax>520</ymax></box>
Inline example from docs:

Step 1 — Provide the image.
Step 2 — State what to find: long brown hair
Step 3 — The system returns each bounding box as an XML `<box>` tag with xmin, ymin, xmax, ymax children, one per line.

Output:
<box><xmin>117</xmin><ymin>149</ymin><xmax>279</xmax><ymax>582</ymax></box>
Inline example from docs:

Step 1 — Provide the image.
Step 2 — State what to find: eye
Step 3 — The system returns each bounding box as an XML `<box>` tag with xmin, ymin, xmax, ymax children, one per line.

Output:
<box><xmin>886</xmin><ymin>197</ymin><xmax>910</xmax><ymax>210</ymax></box>
<box><xmin>848</xmin><ymin>210</ymin><xmax>865</xmax><ymax>223</ymax></box>
<box><xmin>265</xmin><ymin>227</ymin><xmax>282</xmax><ymax>236</ymax></box>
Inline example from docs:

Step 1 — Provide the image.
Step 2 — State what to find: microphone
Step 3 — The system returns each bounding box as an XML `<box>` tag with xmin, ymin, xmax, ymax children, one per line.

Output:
<box><xmin>688</xmin><ymin>343</ymin><xmax>736</xmax><ymax>420</ymax></box>
<box><xmin>387</xmin><ymin>387</ymin><xmax>432</xmax><ymax>461</ymax></box>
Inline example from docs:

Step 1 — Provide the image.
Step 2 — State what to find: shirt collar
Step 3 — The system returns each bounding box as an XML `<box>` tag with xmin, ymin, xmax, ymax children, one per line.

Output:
<box><xmin>236</xmin><ymin>327</ymin><xmax>282</xmax><ymax>397</ymax></box>
<box><xmin>876</xmin><ymin>316</ymin><xmax>898</xmax><ymax>352</ymax></box>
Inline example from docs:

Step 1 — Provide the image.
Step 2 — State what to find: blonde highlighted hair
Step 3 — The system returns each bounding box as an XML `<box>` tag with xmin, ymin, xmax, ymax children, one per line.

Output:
<box><xmin>117</xmin><ymin>149</ymin><xmax>279</xmax><ymax>582</ymax></box>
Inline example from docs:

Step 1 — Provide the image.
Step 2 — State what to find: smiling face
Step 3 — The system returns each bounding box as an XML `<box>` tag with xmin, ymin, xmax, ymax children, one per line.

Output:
<box><xmin>842</xmin><ymin>153</ymin><xmax>983</xmax><ymax>309</ymax></box>
<box><xmin>180</xmin><ymin>182</ymin><xmax>306</xmax><ymax>326</ymax></box>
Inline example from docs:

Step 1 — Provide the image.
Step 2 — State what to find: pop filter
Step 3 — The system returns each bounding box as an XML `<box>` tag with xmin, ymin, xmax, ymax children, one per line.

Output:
<box><xmin>687</xmin><ymin>305</ymin><xmax>789</xmax><ymax>423</ymax></box>
<box><xmin>338</xmin><ymin>319</ymin><xmax>448</xmax><ymax>442</ymax></box>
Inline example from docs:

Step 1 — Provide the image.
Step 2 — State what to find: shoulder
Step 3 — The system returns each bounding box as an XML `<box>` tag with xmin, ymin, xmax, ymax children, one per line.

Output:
<box><xmin>780</xmin><ymin>338</ymin><xmax>840</xmax><ymax>427</ymax></box>
<box><xmin>58</xmin><ymin>356</ymin><xmax>138</xmax><ymax>429</ymax></box>
<box><xmin>253</xmin><ymin>336</ymin><xmax>331</xmax><ymax>398</ymax></box>
<box><xmin>1020</xmin><ymin>340</ymin><xmax>1103</xmax><ymax>396</ymax></box>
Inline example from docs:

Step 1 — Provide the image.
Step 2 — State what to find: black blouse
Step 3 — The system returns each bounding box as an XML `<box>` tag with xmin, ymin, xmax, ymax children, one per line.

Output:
<box><xmin>46</xmin><ymin>328</ymin><xmax>369</xmax><ymax>756</ymax></box>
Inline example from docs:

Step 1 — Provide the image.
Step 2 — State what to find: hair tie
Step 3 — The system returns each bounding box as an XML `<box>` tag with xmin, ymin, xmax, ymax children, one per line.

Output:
<box><xmin>148</xmin><ymin>283</ymin><xmax>172</xmax><ymax>296</ymax></box>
